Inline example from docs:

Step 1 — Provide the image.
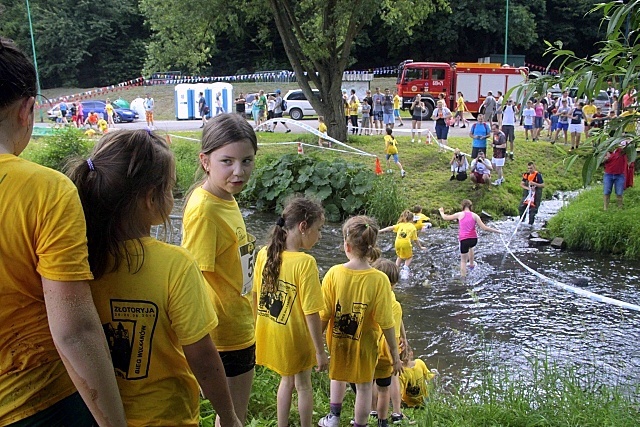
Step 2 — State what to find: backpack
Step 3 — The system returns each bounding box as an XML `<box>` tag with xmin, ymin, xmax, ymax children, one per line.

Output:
<box><xmin>281</xmin><ymin>98</ymin><xmax>287</xmax><ymax>111</ymax></box>
<box><xmin>471</xmin><ymin>123</ymin><xmax>490</xmax><ymax>135</ymax></box>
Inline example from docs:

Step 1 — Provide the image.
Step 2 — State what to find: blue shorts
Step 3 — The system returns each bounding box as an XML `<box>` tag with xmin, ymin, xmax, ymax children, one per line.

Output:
<box><xmin>534</xmin><ymin>117</ymin><xmax>543</xmax><ymax>128</ymax></box>
<box><xmin>524</xmin><ymin>124</ymin><xmax>533</xmax><ymax>130</ymax></box>
<box><xmin>373</xmin><ymin>111</ymin><xmax>383</xmax><ymax>121</ymax></box>
<box><xmin>558</xmin><ymin>122</ymin><xmax>569</xmax><ymax>131</ymax></box>
<box><xmin>551</xmin><ymin>121</ymin><xmax>559</xmax><ymax>131</ymax></box>
<box><xmin>383</xmin><ymin>113</ymin><xmax>394</xmax><ymax>124</ymax></box>
<box><xmin>394</xmin><ymin>109</ymin><xmax>400</xmax><ymax>118</ymax></box>
<box><xmin>435</xmin><ymin>123</ymin><xmax>449</xmax><ymax>140</ymax></box>
<box><xmin>386</xmin><ymin>153</ymin><xmax>399</xmax><ymax>163</ymax></box>
<box><xmin>603</xmin><ymin>173</ymin><xmax>625</xmax><ymax>196</ymax></box>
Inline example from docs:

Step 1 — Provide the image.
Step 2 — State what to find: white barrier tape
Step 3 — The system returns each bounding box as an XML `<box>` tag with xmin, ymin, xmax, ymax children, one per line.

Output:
<box><xmin>256</xmin><ymin>118</ymin><xmax>376</xmax><ymax>157</ymax></box>
<box><xmin>499</xmin><ymin>211</ymin><xmax>640</xmax><ymax>313</ymax></box>
<box><xmin>505</xmin><ymin>190</ymin><xmax>533</xmax><ymax>248</ymax></box>
<box><xmin>167</xmin><ymin>133</ymin><xmax>200</xmax><ymax>142</ymax></box>
<box><xmin>258</xmin><ymin>141</ymin><xmax>375</xmax><ymax>157</ymax></box>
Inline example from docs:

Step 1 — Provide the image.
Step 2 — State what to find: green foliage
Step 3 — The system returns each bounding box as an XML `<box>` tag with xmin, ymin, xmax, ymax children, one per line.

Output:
<box><xmin>170</xmin><ymin>140</ymin><xmax>201</xmax><ymax>196</ymax></box>
<box><xmin>521</xmin><ymin>0</ymin><xmax>640</xmax><ymax>186</ymax></box>
<box><xmin>364</xmin><ymin>174</ymin><xmax>406</xmax><ymax>226</ymax></box>
<box><xmin>241</xmin><ymin>153</ymin><xmax>385</xmax><ymax>222</ymax></box>
<box><xmin>21</xmin><ymin>127</ymin><xmax>91</xmax><ymax>172</ymax></box>
<box><xmin>547</xmin><ymin>185</ymin><xmax>640</xmax><ymax>258</ymax></box>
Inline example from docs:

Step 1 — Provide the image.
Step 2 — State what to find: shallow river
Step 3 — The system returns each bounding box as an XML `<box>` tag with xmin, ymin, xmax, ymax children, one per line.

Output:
<box><xmin>167</xmin><ymin>196</ymin><xmax>640</xmax><ymax>389</ymax></box>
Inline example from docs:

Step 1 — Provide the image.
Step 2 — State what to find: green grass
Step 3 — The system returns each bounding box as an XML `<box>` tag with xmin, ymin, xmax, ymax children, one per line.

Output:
<box><xmin>547</xmin><ymin>185</ymin><xmax>640</xmax><ymax>258</ymax></box>
<box><xmin>200</xmin><ymin>358</ymin><xmax>639</xmax><ymax>426</ymax></box>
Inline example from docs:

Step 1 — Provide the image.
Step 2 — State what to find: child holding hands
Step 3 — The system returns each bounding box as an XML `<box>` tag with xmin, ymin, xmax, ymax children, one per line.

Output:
<box><xmin>253</xmin><ymin>196</ymin><xmax>329</xmax><ymax>427</ymax></box>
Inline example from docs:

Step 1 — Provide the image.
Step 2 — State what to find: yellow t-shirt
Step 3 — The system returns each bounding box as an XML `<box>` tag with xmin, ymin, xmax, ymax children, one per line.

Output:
<box><xmin>393</xmin><ymin>95</ymin><xmax>401</xmax><ymax>110</ymax></box>
<box><xmin>106</xmin><ymin>103</ymin><xmax>114</xmax><ymax>116</ymax></box>
<box><xmin>254</xmin><ymin>248</ymin><xmax>325</xmax><ymax>376</ymax></box>
<box><xmin>393</xmin><ymin>222</ymin><xmax>418</xmax><ymax>259</ymax></box>
<box><xmin>620</xmin><ymin>110</ymin><xmax>640</xmax><ymax>133</ymax></box>
<box><xmin>583</xmin><ymin>104</ymin><xmax>597</xmax><ymax>123</ymax></box>
<box><xmin>413</xmin><ymin>212</ymin><xmax>431</xmax><ymax>231</ymax></box>
<box><xmin>91</xmin><ymin>238</ymin><xmax>218</xmax><ymax>427</ymax></box>
<box><xmin>182</xmin><ymin>187</ymin><xmax>256</xmax><ymax>351</ymax></box>
<box><xmin>0</xmin><ymin>155</ymin><xmax>93</xmax><ymax>424</ymax></box>
<box><xmin>399</xmin><ymin>359</ymin><xmax>435</xmax><ymax>407</ymax></box>
<box><xmin>97</xmin><ymin>119</ymin><xmax>108</xmax><ymax>132</ymax></box>
<box><xmin>320</xmin><ymin>265</ymin><xmax>395</xmax><ymax>383</ymax></box>
<box><xmin>456</xmin><ymin>96</ymin><xmax>466</xmax><ymax>112</ymax></box>
<box><xmin>318</xmin><ymin>122</ymin><xmax>327</xmax><ymax>134</ymax></box>
<box><xmin>384</xmin><ymin>135</ymin><xmax>398</xmax><ymax>155</ymax></box>
<box><xmin>349</xmin><ymin>100</ymin><xmax>360</xmax><ymax>116</ymax></box>
<box><xmin>374</xmin><ymin>297</ymin><xmax>402</xmax><ymax>379</ymax></box>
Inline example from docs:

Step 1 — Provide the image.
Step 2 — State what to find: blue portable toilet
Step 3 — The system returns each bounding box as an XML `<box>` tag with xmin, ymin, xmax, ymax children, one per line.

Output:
<box><xmin>174</xmin><ymin>84</ymin><xmax>198</xmax><ymax>120</ymax></box>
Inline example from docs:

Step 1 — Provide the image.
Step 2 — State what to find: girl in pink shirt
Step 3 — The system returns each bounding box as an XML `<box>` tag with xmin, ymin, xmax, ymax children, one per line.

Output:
<box><xmin>438</xmin><ymin>199</ymin><xmax>501</xmax><ymax>277</ymax></box>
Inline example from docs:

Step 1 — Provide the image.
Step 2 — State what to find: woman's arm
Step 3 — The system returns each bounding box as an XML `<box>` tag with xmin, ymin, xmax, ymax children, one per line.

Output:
<box><xmin>43</xmin><ymin>278</ymin><xmax>127</xmax><ymax>427</ymax></box>
<box><xmin>473</xmin><ymin>213</ymin><xmax>501</xmax><ymax>233</ymax></box>
<box><xmin>379</xmin><ymin>225</ymin><xmax>395</xmax><ymax>233</ymax></box>
<box><xmin>183</xmin><ymin>336</ymin><xmax>242</xmax><ymax>427</ymax></box>
<box><xmin>305</xmin><ymin>313</ymin><xmax>329</xmax><ymax>372</ymax></box>
<box><xmin>438</xmin><ymin>207</ymin><xmax>460</xmax><ymax>222</ymax></box>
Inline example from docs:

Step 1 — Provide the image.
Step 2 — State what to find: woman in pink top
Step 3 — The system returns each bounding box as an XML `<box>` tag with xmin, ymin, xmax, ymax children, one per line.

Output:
<box><xmin>438</xmin><ymin>199</ymin><xmax>501</xmax><ymax>277</ymax></box>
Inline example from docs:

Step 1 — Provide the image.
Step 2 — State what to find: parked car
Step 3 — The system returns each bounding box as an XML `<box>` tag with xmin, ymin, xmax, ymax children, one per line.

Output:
<box><xmin>593</xmin><ymin>90</ymin><xmax>611</xmax><ymax>115</ymax></box>
<box><xmin>47</xmin><ymin>100</ymin><xmax>139</xmax><ymax>123</ymax></box>
<box><xmin>243</xmin><ymin>92</ymin><xmax>277</xmax><ymax>119</ymax></box>
<box><xmin>283</xmin><ymin>89</ymin><xmax>321</xmax><ymax>120</ymax></box>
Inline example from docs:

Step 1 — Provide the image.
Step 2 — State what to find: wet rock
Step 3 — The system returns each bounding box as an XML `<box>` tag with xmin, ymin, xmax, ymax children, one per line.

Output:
<box><xmin>528</xmin><ymin>237</ymin><xmax>551</xmax><ymax>247</ymax></box>
<box><xmin>480</xmin><ymin>210</ymin><xmax>493</xmax><ymax>221</ymax></box>
<box><xmin>571</xmin><ymin>278</ymin><xmax>589</xmax><ymax>287</ymax></box>
<box><xmin>529</xmin><ymin>231</ymin><xmax>540</xmax><ymax>239</ymax></box>
<box><xmin>550</xmin><ymin>237</ymin><xmax>566</xmax><ymax>250</ymax></box>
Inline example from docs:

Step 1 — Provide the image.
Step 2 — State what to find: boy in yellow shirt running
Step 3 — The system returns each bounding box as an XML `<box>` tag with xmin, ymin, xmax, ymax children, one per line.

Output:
<box><xmin>384</xmin><ymin>128</ymin><xmax>405</xmax><ymax>177</ymax></box>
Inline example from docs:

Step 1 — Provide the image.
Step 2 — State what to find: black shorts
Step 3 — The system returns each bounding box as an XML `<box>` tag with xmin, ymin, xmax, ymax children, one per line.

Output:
<box><xmin>375</xmin><ymin>376</ymin><xmax>392</xmax><ymax>387</ymax></box>
<box><xmin>460</xmin><ymin>238</ymin><xmax>478</xmax><ymax>254</ymax></box>
<box><xmin>471</xmin><ymin>147</ymin><xmax>486</xmax><ymax>159</ymax></box>
<box><xmin>274</xmin><ymin>112</ymin><xmax>283</xmax><ymax>118</ymax></box>
<box><xmin>8</xmin><ymin>392</ymin><xmax>94</xmax><ymax>427</ymax></box>
<box><xmin>502</xmin><ymin>125</ymin><xmax>515</xmax><ymax>142</ymax></box>
<box><xmin>219</xmin><ymin>343</ymin><xmax>256</xmax><ymax>377</ymax></box>
<box><xmin>267</xmin><ymin>111</ymin><xmax>274</xmax><ymax>120</ymax></box>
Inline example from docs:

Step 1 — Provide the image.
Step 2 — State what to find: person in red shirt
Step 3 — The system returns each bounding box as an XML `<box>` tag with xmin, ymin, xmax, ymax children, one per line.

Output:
<box><xmin>603</xmin><ymin>142</ymin><xmax>630</xmax><ymax>210</ymax></box>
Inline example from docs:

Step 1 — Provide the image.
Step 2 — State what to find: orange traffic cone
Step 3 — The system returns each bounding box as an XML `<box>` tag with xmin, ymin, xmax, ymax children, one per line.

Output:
<box><xmin>297</xmin><ymin>142</ymin><xmax>304</xmax><ymax>155</ymax></box>
<box><xmin>375</xmin><ymin>157</ymin><xmax>383</xmax><ymax>175</ymax></box>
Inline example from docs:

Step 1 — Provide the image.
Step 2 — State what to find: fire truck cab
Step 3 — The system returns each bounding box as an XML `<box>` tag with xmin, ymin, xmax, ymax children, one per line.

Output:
<box><xmin>396</xmin><ymin>60</ymin><xmax>528</xmax><ymax>120</ymax></box>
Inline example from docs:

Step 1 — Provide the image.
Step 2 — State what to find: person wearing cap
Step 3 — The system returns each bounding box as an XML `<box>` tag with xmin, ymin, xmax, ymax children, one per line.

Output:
<box><xmin>469</xmin><ymin>151</ymin><xmax>493</xmax><ymax>186</ymax></box>
<box><xmin>272</xmin><ymin>89</ymin><xmax>291</xmax><ymax>133</ymax></box>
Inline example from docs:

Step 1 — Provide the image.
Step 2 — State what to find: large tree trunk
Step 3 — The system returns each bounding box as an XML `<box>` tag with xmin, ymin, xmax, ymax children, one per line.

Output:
<box><xmin>315</xmin><ymin>68</ymin><xmax>348</xmax><ymax>142</ymax></box>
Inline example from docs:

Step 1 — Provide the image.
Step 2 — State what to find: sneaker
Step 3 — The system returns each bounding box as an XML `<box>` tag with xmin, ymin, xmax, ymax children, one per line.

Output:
<box><xmin>391</xmin><ymin>413</ymin><xmax>404</xmax><ymax>424</ymax></box>
<box><xmin>492</xmin><ymin>179</ymin><xmax>502</xmax><ymax>186</ymax></box>
<box><xmin>461</xmin><ymin>125</ymin><xmax>466</xmax><ymax>128</ymax></box>
<box><xmin>509</xmin><ymin>152</ymin><xmax>514</xmax><ymax>160</ymax></box>
<box><xmin>398</xmin><ymin>123</ymin><xmax>403</xmax><ymax>127</ymax></box>
<box><xmin>417</xmin><ymin>139</ymin><xmax>421</xmax><ymax>144</ymax></box>
<box><xmin>319</xmin><ymin>413</ymin><xmax>340</xmax><ymax>427</ymax></box>
<box><xmin>370</xmin><ymin>411</ymin><xmax>378</xmax><ymax>419</ymax></box>
<box><xmin>286</xmin><ymin>129</ymin><xmax>291</xmax><ymax>133</ymax></box>
<box><xmin>387</xmin><ymin>169</ymin><xmax>393</xmax><ymax>173</ymax></box>
<box><xmin>411</xmin><ymin>138</ymin><xmax>415</xmax><ymax>143</ymax></box>
<box><xmin>401</xmin><ymin>170</ymin><xmax>406</xmax><ymax>178</ymax></box>
<box><xmin>450</xmin><ymin>175</ymin><xmax>456</xmax><ymax>181</ymax></box>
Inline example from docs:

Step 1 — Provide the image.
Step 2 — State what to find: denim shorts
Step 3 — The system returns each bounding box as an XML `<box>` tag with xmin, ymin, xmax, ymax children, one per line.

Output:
<box><xmin>386</xmin><ymin>153</ymin><xmax>399</xmax><ymax>163</ymax></box>
<box><xmin>435</xmin><ymin>123</ymin><xmax>449</xmax><ymax>140</ymax></box>
<box><xmin>603</xmin><ymin>173</ymin><xmax>625</xmax><ymax>196</ymax></box>
<box><xmin>383</xmin><ymin>113</ymin><xmax>394</xmax><ymax>124</ymax></box>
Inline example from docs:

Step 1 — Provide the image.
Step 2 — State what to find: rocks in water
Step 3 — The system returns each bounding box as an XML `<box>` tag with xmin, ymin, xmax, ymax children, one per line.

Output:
<box><xmin>529</xmin><ymin>231</ymin><xmax>540</xmax><ymax>239</ymax></box>
<box><xmin>480</xmin><ymin>210</ymin><xmax>493</xmax><ymax>221</ymax></box>
<box><xmin>550</xmin><ymin>237</ymin><xmax>566</xmax><ymax>250</ymax></box>
<box><xmin>528</xmin><ymin>237</ymin><xmax>551</xmax><ymax>247</ymax></box>
<box><xmin>571</xmin><ymin>278</ymin><xmax>589</xmax><ymax>287</ymax></box>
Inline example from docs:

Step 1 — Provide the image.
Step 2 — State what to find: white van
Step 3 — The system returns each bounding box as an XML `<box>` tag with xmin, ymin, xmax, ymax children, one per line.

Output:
<box><xmin>283</xmin><ymin>89</ymin><xmax>321</xmax><ymax>120</ymax></box>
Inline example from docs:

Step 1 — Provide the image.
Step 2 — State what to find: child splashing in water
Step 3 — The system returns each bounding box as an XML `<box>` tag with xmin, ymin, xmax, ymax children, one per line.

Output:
<box><xmin>380</xmin><ymin>210</ymin><xmax>425</xmax><ymax>280</ymax></box>
<box><xmin>68</xmin><ymin>130</ymin><xmax>240</xmax><ymax>426</ymax></box>
<box><xmin>318</xmin><ymin>216</ymin><xmax>402</xmax><ymax>427</ymax></box>
<box><xmin>182</xmin><ymin>114</ymin><xmax>258</xmax><ymax>425</ymax></box>
<box><xmin>253</xmin><ymin>196</ymin><xmax>329</xmax><ymax>427</ymax></box>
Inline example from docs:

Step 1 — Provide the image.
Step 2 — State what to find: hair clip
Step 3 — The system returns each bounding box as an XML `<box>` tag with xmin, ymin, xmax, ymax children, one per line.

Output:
<box><xmin>364</xmin><ymin>223</ymin><xmax>369</xmax><ymax>228</ymax></box>
<box><xmin>86</xmin><ymin>158</ymin><xmax>95</xmax><ymax>171</ymax></box>
<box><xmin>276</xmin><ymin>217</ymin><xmax>285</xmax><ymax>227</ymax></box>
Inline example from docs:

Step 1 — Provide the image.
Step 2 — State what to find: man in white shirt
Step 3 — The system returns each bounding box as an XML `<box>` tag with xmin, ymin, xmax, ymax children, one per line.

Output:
<box><xmin>501</xmin><ymin>99</ymin><xmax>518</xmax><ymax>160</ymax></box>
<box><xmin>470</xmin><ymin>151</ymin><xmax>493</xmax><ymax>185</ymax></box>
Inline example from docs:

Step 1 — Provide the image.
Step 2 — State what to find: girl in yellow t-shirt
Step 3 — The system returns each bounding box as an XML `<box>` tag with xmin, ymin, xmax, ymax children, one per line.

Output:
<box><xmin>319</xmin><ymin>216</ymin><xmax>402</xmax><ymax>427</ymax></box>
<box><xmin>68</xmin><ymin>130</ymin><xmax>240</xmax><ymax>427</ymax></box>
<box><xmin>398</xmin><ymin>347</ymin><xmax>437</xmax><ymax>408</ymax></box>
<box><xmin>253</xmin><ymin>196</ymin><xmax>329</xmax><ymax>427</ymax></box>
<box><xmin>380</xmin><ymin>210</ymin><xmax>425</xmax><ymax>279</ymax></box>
<box><xmin>182</xmin><ymin>113</ymin><xmax>258</xmax><ymax>425</ymax></box>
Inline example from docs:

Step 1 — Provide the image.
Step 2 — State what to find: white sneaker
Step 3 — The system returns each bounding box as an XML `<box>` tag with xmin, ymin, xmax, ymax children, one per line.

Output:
<box><xmin>387</xmin><ymin>169</ymin><xmax>393</xmax><ymax>173</ymax></box>
<box><xmin>417</xmin><ymin>139</ymin><xmax>421</xmax><ymax>143</ymax></box>
<box><xmin>401</xmin><ymin>169</ymin><xmax>406</xmax><ymax>178</ymax></box>
<box><xmin>492</xmin><ymin>179</ymin><xmax>501</xmax><ymax>186</ymax></box>
<box><xmin>411</xmin><ymin>138</ymin><xmax>415</xmax><ymax>143</ymax></box>
<box><xmin>319</xmin><ymin>413</ymin><xmax>340</xmax><ymax>427</ymax></box>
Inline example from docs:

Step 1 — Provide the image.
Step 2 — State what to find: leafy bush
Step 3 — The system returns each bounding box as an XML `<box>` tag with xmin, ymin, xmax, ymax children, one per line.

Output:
<box><xmin>241</xmin><ymin>153</ymin><xmax>401</xmax><ymax>223</ymax></box>
<box><xmin>171</xmin><ymin>140</ymin><xmax>201</xmax><ymax>196</ymax></box>
<box><xmin>22</xmin><ymin>127</ymin><xmax>91</xmax><ymax>172</ymax></box>
<box><xmin>364</xmin><ymin>173</ymin><xmax>406</xmax><ymax>225</ymax></box>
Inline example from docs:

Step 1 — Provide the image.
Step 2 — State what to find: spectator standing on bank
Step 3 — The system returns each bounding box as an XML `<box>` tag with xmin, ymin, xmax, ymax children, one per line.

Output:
<box><xmin>496</xmin><ymin>91</ymin><xmax>504</xmax><ymax>128</ymax></box>
<box><xmin>480</xmin><ymin>91</ymin><xmax>497</xmax><ymax>124</ymax></box>
<box><xmin>235</xmin><ymin>92</ymin><xmax>246</xmax><ymax>116</ymax></box>
<box><xmin>382</xmin><ymin>88</ymin><xmax>395</xmax><ymax>130</ymax></box>
<box><xmin>454</xmin><ymin>92</ymin><xmax>469</xmax><ymax>128</ymax></box>
<box><xmin>491</xmin><ymin>124</ymin><xmax>507</xmax><ymax>186</ymax></box>
<box><xmin>522</xmin><ymin>100</ymin><xmax>535</xmax><ymax>141</ymax></box>
<box><xmin>393</xmin><ymin>89</ymin><xmax>404</xmax><ymax>127</ymax></box>
<box><xmin>470</xmin><ymin>151</ymin><xmax>493</xmax><ymax>186</ymax></box>
<box><xmin>410</xmin><ymin>95</ymin><xmax>425</xmax><ymax>143</ymax></box>
<box><xmin>450</xmin><ymin>148</ymin><xmax>469</xmax><ymax>181</ymax></box>
<box><xmin>603</xmin><ymin>141</ymin><xmax>630</xmax><ymax>210</ymax></box>
<box><xmin>272</xmin><ymin>89</ymin><xmax>291</xmax><ymax>133</ymax></box>
<box><xmin>553</xmin><ymin>99</ymin><xmax>571</xmax><ymax>144</ymax></box>
<box><xmin>432</xmin><ymin>100</ymin><xmax>452</xmax><ymax>147</ymax></box>
<box><xmin>216</xmin><ymin>92</ymin><xmax>224</xmax><ymax>116</ymax></box>
<box><xmin>372</xmin><ymin>87</ymin><xmax>385</xmax><ymax>135</ymax></box>
<box><xmin>199</xmin><ymin>92</ymin><xmax>208</xmax><ymax>128</ymax></box>
<box><xmin>105</xmin><ymin>99</ymin><xmax>115</xmax><ymax>128</ymax></box>
<box><xmin>469</xmin><ymin>114</ymin><xmax>491</xmax><ymax>159</ymax></box>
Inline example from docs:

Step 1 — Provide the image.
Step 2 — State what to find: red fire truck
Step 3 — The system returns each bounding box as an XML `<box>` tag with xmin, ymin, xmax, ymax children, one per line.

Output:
<box><xmin>396</xmin><ymin>60</ymin><xmax>528</xmax><ymax>119</ymax></box>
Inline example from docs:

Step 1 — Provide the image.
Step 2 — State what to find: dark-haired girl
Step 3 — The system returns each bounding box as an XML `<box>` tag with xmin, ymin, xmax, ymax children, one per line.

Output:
<box><xmin>253</xmin><ymin>196</ymin><xmax>328</xmax><ymax>427</ymax></box>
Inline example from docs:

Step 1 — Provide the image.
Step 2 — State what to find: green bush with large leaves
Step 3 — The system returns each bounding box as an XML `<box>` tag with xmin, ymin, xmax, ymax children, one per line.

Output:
<box><xmin>241</xmin><ymin>153</ymin><xmax>404</xmax><ymax>224</ymax></box>
<box><xmin>22</xmin><ymin>127</ymin><xmax>91</xmax><ymax>172</ymax></box>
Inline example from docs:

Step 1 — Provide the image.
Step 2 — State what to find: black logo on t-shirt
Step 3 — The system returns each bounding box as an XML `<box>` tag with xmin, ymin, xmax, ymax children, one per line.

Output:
<box><xmin>332</xmin><ymin>300</ymin><xmax>367</xmax><ymax>340</ymax></box>
<box><xmin>103</xmin><ymin>299</ymin><xmax>158</xmax><ymax>380</ymax></box>
<box><xmin>407</xmin><ymin>381</ymin><xmax>422</xmax><ymax>396</ymax></box>
<box><xmin>257</xmin><ymin>280</ymin><xmax>298</xmax><ymax>325</ymax></box>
